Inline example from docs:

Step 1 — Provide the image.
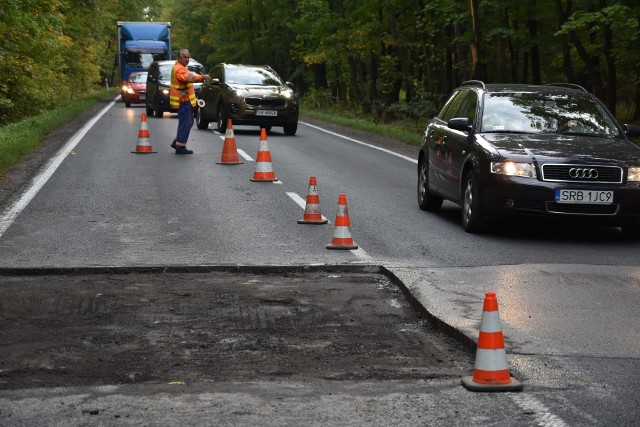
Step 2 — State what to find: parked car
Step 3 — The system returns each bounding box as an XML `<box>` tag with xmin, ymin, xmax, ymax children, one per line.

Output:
<box><xmin>121</xmin><ymin>71</ymin><xmax>147</xmax><ymax>107</ymax></box>
<box><xmin>195</xmin><ymin>63</ymin><xmax>299</xmax><ymax>135</ymax></box>
<box><xmin>417</xmin><ymin>80</ymin><xmax>640</xmax><ymax>235</ymax></box>
<box><xmin>145</xmin><ymin>58</ymin><xmax>205</xmax><ymax>118</ymax></box>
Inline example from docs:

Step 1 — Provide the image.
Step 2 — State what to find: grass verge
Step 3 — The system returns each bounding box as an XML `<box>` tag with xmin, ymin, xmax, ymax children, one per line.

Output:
<box><xmin>0</xmin><ymin>89</ymin><xmax>118</xmax><ymax>180</ymax></box>
<box><xmin>301</xmin><ymin>108</ymin><xmax>424</xmax><ymax>146</ymax></box>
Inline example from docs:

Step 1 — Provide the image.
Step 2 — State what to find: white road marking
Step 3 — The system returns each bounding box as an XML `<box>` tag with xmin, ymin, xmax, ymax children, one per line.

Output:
<box><xmin>510</xmin><ymin>394</ymin><xmax>568</xmax><ymax>427</ymax></box>
<box><xmin>236</xmin><ymin>149</ymin><xmax>253</xmax><ymax>162</ymax></box>
<box><xmin>300</xmin><ymin>121</ymin><xmax>418</xmax><ymax>164</ymax></box>
<box><xmin>0</xmin><ymin>99</ymin><xmax>116</xmax><ymax>238</ymax></box>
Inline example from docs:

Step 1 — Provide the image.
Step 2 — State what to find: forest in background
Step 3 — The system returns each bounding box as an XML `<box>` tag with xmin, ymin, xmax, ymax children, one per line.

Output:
<box><xmin>1</xmin><ymin>0</ymin><xmax>639</xmax><ymax>127</ymax></box>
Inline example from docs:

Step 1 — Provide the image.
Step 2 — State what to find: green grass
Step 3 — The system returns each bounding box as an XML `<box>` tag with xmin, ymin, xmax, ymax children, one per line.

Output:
<box><xmin>301</xmin><ymin>108</ymin><xmax>424</xmax><ymax>146</ymax></box>
<box><xmin>0</xmin><ymin>89</ymin><xmax>118</xmax><ymax>180</ymax></box>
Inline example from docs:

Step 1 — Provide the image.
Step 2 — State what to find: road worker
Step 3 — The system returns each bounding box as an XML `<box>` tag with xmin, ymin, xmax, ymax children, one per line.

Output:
<box><xmin>169</xmin><ymin>49</ymin><xmax>209</xmax><ymax>154</ymax></box>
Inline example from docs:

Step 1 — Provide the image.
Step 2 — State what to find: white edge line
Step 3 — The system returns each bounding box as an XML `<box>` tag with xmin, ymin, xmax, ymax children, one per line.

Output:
<box><xmin>300</xmin><ymin>121</ymin><xmax>418</xmax><ymax>164</ymax></box>
<box><xmin>0</xmin><ymin>99</ymin><xmax>116</xmax><ymax>237</ymax></box>
<box><xmin>236</xmin><ymin>149</ymin><xmax>253</xmax><ymax>162</ymax></box>
<box><xmin>510</xmin><ymin>394</ymin><xmax>568</xmax><ymax>427</ymax></box>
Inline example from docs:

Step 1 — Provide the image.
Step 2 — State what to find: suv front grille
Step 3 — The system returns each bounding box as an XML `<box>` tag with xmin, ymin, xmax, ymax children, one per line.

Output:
<box><xmin>541</xmin><ymin>164</ymin><xmax>623</xmax><ymax>183</ymax></box>
<box><xmin>245</xmin><ymin>98</ymin><xmax>286</xmax><ymax>108</ymax></box>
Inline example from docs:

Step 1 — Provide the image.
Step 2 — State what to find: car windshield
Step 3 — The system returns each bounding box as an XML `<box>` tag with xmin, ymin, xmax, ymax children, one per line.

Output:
<box><xmin>130</xmin><ymin>73</ymin><xmax>147</xmax><ymax>83</ymax></box>
<box><xmin>188</xmin><ymin>63</ymin><xmax>204</xmax><ymax>74</ymax></box>
<box><xmin>480</xmin><ymin>92</ymin><xmax>620</xmax><ymax>137</ymax></box>
<box><xmin>159</xmin><ymin>64</ymin><xmax>173</xmax><ymax>80</ymax></box>
<box><xmin>225</xmin><ymin>67</ymin><xmax>284</xmax><ymax>86</ymax></box>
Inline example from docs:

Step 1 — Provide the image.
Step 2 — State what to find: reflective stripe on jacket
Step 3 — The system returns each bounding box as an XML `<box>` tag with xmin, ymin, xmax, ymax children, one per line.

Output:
<box><xmin>170</xmin><ymin>62</ymin><xmax>203</xmax><ymax>108</ymax></box>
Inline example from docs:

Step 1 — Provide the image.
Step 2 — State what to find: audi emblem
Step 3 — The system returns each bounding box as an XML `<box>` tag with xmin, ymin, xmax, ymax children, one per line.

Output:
<box><xmin>569</xmin><ymin>168</ymin><xmax>598</xmax><ymax>179</ymax></box>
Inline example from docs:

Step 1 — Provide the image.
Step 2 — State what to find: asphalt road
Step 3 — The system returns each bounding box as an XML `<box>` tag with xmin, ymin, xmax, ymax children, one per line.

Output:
<box><xmin>1</xmin><ymin>98</ymin><xmax>639</xmax><ymax>425</ymax></box>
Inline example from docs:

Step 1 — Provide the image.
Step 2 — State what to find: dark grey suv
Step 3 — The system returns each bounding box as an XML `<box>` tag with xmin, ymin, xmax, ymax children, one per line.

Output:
<box><xmin>417</xmin><ymin>80</ymin><xmax>640</xmax><ymax>235</ymax></box>
<box><xmin>195</xmin><ymin>64</ymin><xmax>299</xmax><ymax>135</ymax></box>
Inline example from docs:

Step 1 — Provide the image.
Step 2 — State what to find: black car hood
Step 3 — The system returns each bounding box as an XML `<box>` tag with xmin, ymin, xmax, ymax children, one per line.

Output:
<box><xmin>481</xmin><ymin>133</ymin><xmax>640</xmax><ymax>163</ymax></box>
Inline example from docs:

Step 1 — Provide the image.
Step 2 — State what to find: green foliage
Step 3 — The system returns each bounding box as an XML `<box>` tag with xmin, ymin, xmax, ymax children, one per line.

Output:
<box><xmin>0</xmin><ymin>89</ymin><xmax>117</xmax><ymax>179</ymax></box>
<box><xmin>0</xmin><ymin>0</ymin><xmax>153</xmax><ymax>126</ymax></box>
<box><xmin>3</xmin><ymin>0</ymin><xmax>640</xmax><ymax>132</ymax></box>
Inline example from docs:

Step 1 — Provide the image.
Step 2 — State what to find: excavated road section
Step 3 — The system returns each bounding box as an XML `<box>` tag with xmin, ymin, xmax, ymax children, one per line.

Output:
<box><xmin>0</xmin><ymin>267</ymin><xmax>472</xmax><ymax>389</ymax></box>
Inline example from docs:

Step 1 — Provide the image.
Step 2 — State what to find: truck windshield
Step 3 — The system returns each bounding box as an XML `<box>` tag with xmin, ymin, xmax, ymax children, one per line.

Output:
<box><xmin>125</xmin><ymin>52</ymin><xmax>166</xmax><ymax>68</ymax></box>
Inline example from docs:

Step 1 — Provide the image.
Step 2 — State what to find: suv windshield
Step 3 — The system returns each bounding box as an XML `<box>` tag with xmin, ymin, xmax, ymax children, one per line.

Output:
<box><xmin>225</xmin><ymin>67</ymin><xmax>283</xmax><ymax>86</ymax></box>
<box><xmin>480</xmin><ymin>92</ymin><xmax>620</xmax><ymax>137</ymax></box>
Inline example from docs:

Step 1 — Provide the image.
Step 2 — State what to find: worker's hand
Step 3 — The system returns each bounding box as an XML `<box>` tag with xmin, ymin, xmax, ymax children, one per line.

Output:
<box><xmin>203</xmin><ymin>74</ymin><xmax>211</xmax><ymax>81</ymax></box>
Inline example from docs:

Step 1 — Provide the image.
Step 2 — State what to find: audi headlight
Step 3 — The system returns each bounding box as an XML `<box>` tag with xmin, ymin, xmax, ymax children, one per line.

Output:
<box><xmin>628</xmin><ymin>166</ymin><xmax>640</xmax><ymax>182</ymax></box>
<box><xmin>491</xmin><ymin>161</ymin><xmax>537</xmax><ymax>178</ymax></box>
<box><xmin>161</xmin><ymin>88</ymin><xmax>170</xmax><ymax>95</ymax></box>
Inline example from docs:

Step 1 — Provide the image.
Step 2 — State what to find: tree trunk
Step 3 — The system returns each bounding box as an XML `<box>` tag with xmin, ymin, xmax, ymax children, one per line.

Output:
<box><xmin>469</xmin><ymin>0</ymin><xmax>485</xmax><ymax>80</ymax></box>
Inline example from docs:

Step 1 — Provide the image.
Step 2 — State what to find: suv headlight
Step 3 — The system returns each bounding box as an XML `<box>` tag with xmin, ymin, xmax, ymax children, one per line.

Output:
<box><xmin>491</xmin><ymin>161</ymin><xmax>537</xmax><ymax>178</ymax></box>
<box><xmin>628</xmin><ymin>166</ymin><xmax>640</xmax><ymax>182</ymax></box>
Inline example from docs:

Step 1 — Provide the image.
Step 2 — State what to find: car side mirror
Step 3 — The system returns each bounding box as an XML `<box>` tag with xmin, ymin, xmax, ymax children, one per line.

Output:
<box><xmin>209</xmin><ymin>78</ymin><xmax>221</xmax><ymax>85</ymax></box>
<box><xmin>147</xmin><ymin>75</ymin><xmax>156</xmax><ymax>82</ymax></box>
<box><xmin>448</xmin><ymin>117</ymin><xmax>472</xmax><ymax>133</ymax></box>
<box><xmin>286</xmin><ymin>81</ymin><xmax>295</xmax><ymax>89</ymax></box>
<box><xmin>624</xmin><ymin>124</ymin><xmax>640</xmax><ymax>138</ymax></box>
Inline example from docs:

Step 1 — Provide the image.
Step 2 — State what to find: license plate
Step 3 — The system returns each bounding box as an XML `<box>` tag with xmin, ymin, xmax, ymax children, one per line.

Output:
<box><xmin>256</xmin><ymin>110</ymin><xmax>277</xmax><ymax>117</ymax></box>
<box><xmin>139</xmin><ymin>96</ymin><xmax>146</xmax><ymax>100</ymax></box>
<box><xmin>554</xmin><ymin>189</ymin><xmax>613</xmax><ymax>204</ymax></box>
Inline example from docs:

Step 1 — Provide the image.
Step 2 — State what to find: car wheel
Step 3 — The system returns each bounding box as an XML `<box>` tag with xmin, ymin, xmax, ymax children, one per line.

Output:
<box><xmin>125</xmin><ymin>101</ymin><xmax>131</xmax><ymax>108</ymax></box>
<box><xmin>217</xmin><ymin>105</ymin><xmax>227</xmax><ymax>132</ymax></box>
<box><xmin>196</xmin><ymin>107</ymin><xmax>210</xmax><ymax>130</ymax></box>
<box><xmin>417</xmin><ymin>157</ymin><xmax>443</xmax><ymax>211</ymax></box>
<box><xmin>283</xmin><ymin>122</ymin><xmax>297</xmax><ymax>136</ymax></box>
<box><xmin>621</xmin><ymin>222</ymin><xmax>640</xmax><ymax>239</ymax></box>
<box><xmin>462</xmin><ymin>171</ymin><xmax>485</xmax><ymax>233</ymax></box>
<box><xmin>155</xmin><ymin>106</ymin><xmax>163</xmax><ymax>118</ymax></box>
<box><xmin>146</xmin><ymin>105</ymin><xmax>154</xmax><ymax>116</ymax></box>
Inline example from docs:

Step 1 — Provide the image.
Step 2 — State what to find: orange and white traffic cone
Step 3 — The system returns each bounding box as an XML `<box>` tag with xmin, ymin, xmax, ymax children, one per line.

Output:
<box><xmin>298</xmin><ymin>176</ymin><xmax>328</xmax><ymax>224</ymax></box>
<box><xmin>131</xmin><ymin>112</ymin><xmax>156</xmax><ymax>153</ymax></box>
<box><xmin>326</xmin><ymin>194</ymin><xmax>358</xmax><ymax>249</ymax></box>
<box><xmin>462</xmin><ymin>292</ymin><xmax>523</xmax><ymax>392</ymax></box>
<box><xmin>217</xmin><ymin>118</ymin><xmax>243</xmax><ymax>165</ymax></box>
<box><xmin>250</xmin><ymin>128</ymin><xmax>277</xmax><ymax>181</ymax></box>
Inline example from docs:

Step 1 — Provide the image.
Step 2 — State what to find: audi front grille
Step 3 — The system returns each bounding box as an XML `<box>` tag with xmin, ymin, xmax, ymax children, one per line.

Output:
<box><xmin>541</xmin><ymin>164</ymin><xmax>623</xmax><ymax>183</ymax></box>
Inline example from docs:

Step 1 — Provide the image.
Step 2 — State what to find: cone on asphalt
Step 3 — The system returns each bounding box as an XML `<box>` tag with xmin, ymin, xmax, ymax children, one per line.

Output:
<box><xmin>131</xmin><ymin>112</ymin><xmax>156</xmax><ymax>153</ymax></box>
<box><xmin>217</xmin><ymin>118</ymin><xmax>243</xmax><ymax>165</ymax></box>
<box><xmin>326</xmin><ymin>194</ymin><xmax>358</xmax><ymax>249</ymax></box>
<box><xmin>250</xmin><ymin>128</ymin><xmax>277</xmax><ymax>181</ymax></box>
<box><xmin>462</xmin><ymin>292</ymin><xmax>523</xmax><ymax>392</ymax></box>
<box><xmin>298</xmin><ymin>176</ymin><xmax>328</xmax><ymax>224</ymax></box>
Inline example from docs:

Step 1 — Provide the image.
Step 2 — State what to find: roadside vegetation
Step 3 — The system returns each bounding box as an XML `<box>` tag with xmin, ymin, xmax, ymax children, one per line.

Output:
<box><xmin>0</xmin><ymin>89</ymin><xmax>117</xmax><ymax>180</ymax></box>
<box><xmin>2</xmin><ymin>0</ymin><xmax>640</xmax><ymax>178</ymax></box>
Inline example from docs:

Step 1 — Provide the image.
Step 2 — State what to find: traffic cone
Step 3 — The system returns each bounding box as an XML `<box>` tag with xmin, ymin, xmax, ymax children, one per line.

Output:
<box><xmin>462</xmin><ymin>292</ymin><xmax>523</xmax><ymax>392</ymax></box>
<box><xmin>298</xmin><ymin>176</ymin><xmax>328</xmax><ymax>224</ymax></box>
<box><xmin>216</xmin><ymin>119</ymin><xmax>243</xmax><ymax>165</ymax></box>
<box><xmin>250</xmin><ymin>128</ymin><xmax>277</xmax><ymax>181</ymax></box>
<box><xmin>131</xmin><ymin>112</ymin><xmax>156</xmax><ymax>153</ymax></box>
<box><xmin>326</xmin><ymin>194</ymin><xmax>358</xmax><ymax>249</ymax></box>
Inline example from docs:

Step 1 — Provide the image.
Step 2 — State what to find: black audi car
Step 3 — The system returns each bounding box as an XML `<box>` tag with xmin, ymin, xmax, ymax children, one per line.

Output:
<box><xmin>417</xmin><ymin>81</ymin><xmax>640</xmax><ymax>235</ymax></box>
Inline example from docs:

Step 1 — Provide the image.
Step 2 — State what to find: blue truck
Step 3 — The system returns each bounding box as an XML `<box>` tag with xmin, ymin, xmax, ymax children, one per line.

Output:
<box><xmin>117</xmin><ymin>21</ymin><xmax>171</xmax><ymax>92</ymax></box>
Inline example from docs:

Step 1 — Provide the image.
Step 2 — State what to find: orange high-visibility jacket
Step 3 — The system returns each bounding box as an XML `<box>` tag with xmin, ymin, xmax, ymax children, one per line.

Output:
<box><xmin>170</xmin><ymin>62</ymin><xmax>205</xmax><ymax>108</ymax></box>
